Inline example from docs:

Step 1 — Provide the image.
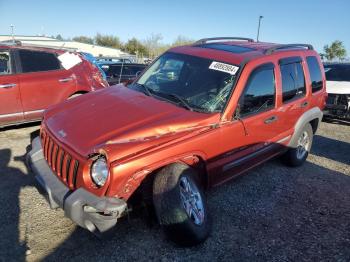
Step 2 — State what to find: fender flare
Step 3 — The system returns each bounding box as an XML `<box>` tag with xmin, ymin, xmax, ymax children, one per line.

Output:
<box><xmin>288</xmin><ymin>107</ymin><xmax>323</xmax><ymax>148</ymax></box>
<box><xmin>117</xmin><ymin>151</ymin><xmax>208</xmax><ymax>199</ymax></box>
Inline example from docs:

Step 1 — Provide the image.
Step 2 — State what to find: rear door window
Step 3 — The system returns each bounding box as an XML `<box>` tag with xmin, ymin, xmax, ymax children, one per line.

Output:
<box><xmin>238</xmin><ymin>63</ymin><xmax>276</xmax><ymax>117</ymax></box>
<box><xmin>19</xmin><ymin>50</ymin><xmax>61</xmax><ymax>73</ymax></box>
<box><xmin>107</xmin><ymin>65</ymin><xmax>122</xmax><ymax>77</ymax></box>
<box><xmin>121</xmin><ymin>66</ymin><xmax>132</xmax><ymax>76</ymax></box>
<box><xmin>128</xmin><ymin>66</ymin><xmax>145</xmax><ymax>75</ymax></box>
<box><xmin>306</xmin><ymin>56</ymin><xmax>323</xmax><ymax>92</ymax></box>
<box><xmin>280</xmin><ymin>57</ymin><xmax>306</xmax><ymax>103</ymax></box>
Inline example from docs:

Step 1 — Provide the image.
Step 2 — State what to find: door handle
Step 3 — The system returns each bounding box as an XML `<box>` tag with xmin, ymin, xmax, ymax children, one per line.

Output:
<box><xmin>0</xmin><ymin>83</ymin><xmax>16</xmax><ymax>89</ymax></box>
<box><xmin>264</xmin><ymin>115</ymin><xmax>278</xmax><ymax>124</ymax></box>
<box><xmin>59</xmin><ymin>77</ymin><xmax>73</xmax><ymax>83</ymax></box>
<box><xmin>300</xmin><ymin>101</ymin><xmax>309</xmax><ymax>108</ymax></box>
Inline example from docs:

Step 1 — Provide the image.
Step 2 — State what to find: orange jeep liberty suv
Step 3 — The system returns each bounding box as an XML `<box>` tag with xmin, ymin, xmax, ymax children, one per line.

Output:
<box><xmin>28</xmin><ymin>37</ymin><xmax>327</xmax><ymax>246</ymax></box>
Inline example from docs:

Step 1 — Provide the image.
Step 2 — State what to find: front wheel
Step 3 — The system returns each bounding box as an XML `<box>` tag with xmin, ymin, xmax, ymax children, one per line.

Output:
<box><xmin>282</xmin><ymin>123</ymin><xmax>313</xmax><ymax>167</ymax></box>
<box><xmin>153</xmin><ymin>163</ymin><xmax>211</xmax><ymax>246</ymax></box>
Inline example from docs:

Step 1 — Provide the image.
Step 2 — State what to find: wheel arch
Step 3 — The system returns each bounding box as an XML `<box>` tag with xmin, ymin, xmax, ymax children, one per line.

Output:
<box><xmin>67</xmin><ymin>90</ymin><xmax>88</xmax><ymax>99</ymax></box>
<box><xmin>127</xmin><ymin>153</ymin><xmax>209</xmax><ymax>202</ymax></box>
<box><xmin>288</xmin><ymin>107</ymin><xmax>323</xmax><ymax>148</ymax></box>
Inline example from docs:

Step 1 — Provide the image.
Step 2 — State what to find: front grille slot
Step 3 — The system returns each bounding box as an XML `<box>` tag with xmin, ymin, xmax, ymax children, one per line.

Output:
<box><xmin>65</xmin><ymin>155</ymin><xmax>72</xmax><ymax>184</ymax></box>
<box><xmin>72</xmin><ymin>160</ymin><xmax>79</xmax><ymax>188</ymax></box>
<box><xmin>52</xmin><ymin>145</ymin><xmax>59</xmax><ymax>172</ymax></box>
<box><xmin>41</xmin><ymin>130</ymin><xmax>80</xmax><ymax>189</ymax></box>
<box><xmin>58</xmin><ymin>150</ymin><xmax>65</xmax><ymax>177</ymax></box>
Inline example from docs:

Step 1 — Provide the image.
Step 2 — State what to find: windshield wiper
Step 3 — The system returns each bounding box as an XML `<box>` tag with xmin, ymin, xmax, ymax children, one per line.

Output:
<box><xmin>164</xmin><ymin>93</ymin><xmax>194</xmax><ymax>111</ymax></box>
<box><xmin>133</xmin><ymin>83</ymin><xmax>153</xmax><ymax>97</ymax></box>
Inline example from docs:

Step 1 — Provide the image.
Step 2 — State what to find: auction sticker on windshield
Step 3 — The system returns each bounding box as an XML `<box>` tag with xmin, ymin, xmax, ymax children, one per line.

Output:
<box><xmin>209</xmin><ymin>61</ymin><xmax>239</xmax><ymax>75</ymax></box>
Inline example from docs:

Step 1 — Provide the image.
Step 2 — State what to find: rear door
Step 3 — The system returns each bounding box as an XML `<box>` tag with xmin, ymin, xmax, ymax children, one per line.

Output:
<box><xmin>277</xmin><ymin>56</ymin><xmax>308</xmax><ymax>134</ymax></box>
<box><xmin>16</xmin><ymin>49</ymin><xmax>76</xmax><ymax>121</ymax></box>
<box><xmin>0</xmin><ymin>49</ymin><xmax>23</xmax><ymax>126</ymax></box>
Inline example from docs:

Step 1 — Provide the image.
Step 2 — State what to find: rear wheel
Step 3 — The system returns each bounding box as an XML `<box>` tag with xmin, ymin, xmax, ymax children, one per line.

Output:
<box><xmin>153</xmin><ymin>163</ymin><xmax>211</xmax><ymax>246</ymax></box>
<box><xmin>282</xmin><ymin>123</ymin><xmax>313</xmax><ymax>167</ymax></box>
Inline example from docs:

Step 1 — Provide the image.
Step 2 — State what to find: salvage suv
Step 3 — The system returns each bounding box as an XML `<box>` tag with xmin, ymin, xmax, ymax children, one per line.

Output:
<box><xmin>323</xmin><ymin>63</ymin><xmax>350</xmax><ymax>119</ymax></box>
<box><xmin>28</xmin><ymin>37</ymin><xmax>327</xmax><ymax>246</ymax></box>
<box><xmin>0</xmin><ymin>44</ymin><xmax>108</xmax><ymax>128</ymax></box>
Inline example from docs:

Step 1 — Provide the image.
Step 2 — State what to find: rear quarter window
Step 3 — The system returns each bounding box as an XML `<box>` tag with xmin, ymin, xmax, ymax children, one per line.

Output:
<box><xmin>306</xmin><ymin>56</ymin><xmax>323</xmax><ymax>92</ymax></box>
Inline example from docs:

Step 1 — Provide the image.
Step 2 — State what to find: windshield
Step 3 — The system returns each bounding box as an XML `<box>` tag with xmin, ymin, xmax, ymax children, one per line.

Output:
<box><xmin>324</xmin><ymin>65</ymin><xmax>350</xmax><ymax>82</ymax></box>
<box><xmin>132</xmin><ymin>52</ymin><xmax>239</xmax><ymax>113</ymax></box>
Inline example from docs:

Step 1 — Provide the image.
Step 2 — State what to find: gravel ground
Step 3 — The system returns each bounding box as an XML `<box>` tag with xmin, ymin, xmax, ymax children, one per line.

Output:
<box><xmin>0</xmin><ymin>120</ymin><xmax>349</xmax><ymax>262</ymax></box>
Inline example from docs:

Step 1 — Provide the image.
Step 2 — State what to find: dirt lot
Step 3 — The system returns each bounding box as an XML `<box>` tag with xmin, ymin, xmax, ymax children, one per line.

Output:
<box><xmin>0</xmin><ymin>120</ymin><xmax>349</xmax><ymax>262</ymax></box>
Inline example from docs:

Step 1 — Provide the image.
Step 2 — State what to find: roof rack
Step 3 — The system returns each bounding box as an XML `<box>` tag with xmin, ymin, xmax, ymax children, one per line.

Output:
<box><xmin>0</xmin><ymin>40</ymin><xmax>22</xmax><ymax>46</ymax></box>
<box><xmin>195</xmin><ymin>37</ymin><xmax>254</xmax><ymax>45</ymax></box>
<box><xmin>264</xmin><ymin>44</ymin><xmax>314</xmax><ymax>55</ymax></box>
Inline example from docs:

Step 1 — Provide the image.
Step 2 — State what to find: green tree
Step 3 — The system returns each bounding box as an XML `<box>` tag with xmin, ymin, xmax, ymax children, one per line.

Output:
<box><xmin>55</xmin><ymin>34</ymin><xmax>63</xmax><ymax>41</ymax></box>
<box><xmin>324</xmin><ymin>40</ymin><xmax>347</xmax><ymax>61</ymax></box>
<box><xmin>171</xmin><ymin>35</ymin><xmax>194</xmax><ymax>47</ymax></box>
<box><xmin>72</xmin><ymin>35</ymin><xmax>94</xmax><ymax>44</ymax></box>
<box><xmin>95</xmin><ymin>33</ymin><xmax>123</xmax><ymax>49</ymax></box>
<box><xmin>124</xmin><ymin>38</ymin><xmax>147</xmax><ymax>55</ymax></box>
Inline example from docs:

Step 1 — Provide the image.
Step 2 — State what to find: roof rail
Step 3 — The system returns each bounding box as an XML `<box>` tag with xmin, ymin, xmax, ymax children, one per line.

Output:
<box><xmin>264</xmin><ymin>44</ymin><xmax>314</xmax><ymax>55</ymax></box>
<box><xmin>19</xmin><ymin>43</ymin><xmax>78</xmax><ymax>52</ymax></box>
<box><xmin>195</xmin><ymin>37</ymin><xmax>254</xmax><ymax>45</ymax></box>
<box><xmin>0</xmin><ymin>40</ymin><xmax>22</xmax><ymax>46</ymax></box>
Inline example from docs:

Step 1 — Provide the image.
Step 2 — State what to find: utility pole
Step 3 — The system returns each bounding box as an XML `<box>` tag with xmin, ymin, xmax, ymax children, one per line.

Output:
<box><xmin>10</xmin><ymin>24</ymin><xmax>15</xmax><ymax>43</ymax></box>
<box><xmin>256</xmin><ymin>16</ymin><xmax>263</xmax><ymax>42</ymax></box>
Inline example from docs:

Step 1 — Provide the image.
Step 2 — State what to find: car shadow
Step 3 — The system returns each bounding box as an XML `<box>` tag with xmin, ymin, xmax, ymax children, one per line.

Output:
<box><xmin>0</xmin><ymin>121</ymin><xmax>41</xmax><ymax>132</ymax></box>
<box><xmin>41</xmin><ymin>159</ymin><xmax>350</xmax><ymax>261</ymax></box>
<box><xmin>323</xmin><ymin>117</ymin><xmax>350</xmax><ymax>127</ymax></box>
<box><xmin>0</xmin><ymin>149</ymin><xmax>34</xmax><ymax>261</ymax></box>
<box><xmin>312</xmin><ymin>134</ymin><xmax>350</xmax><ymax>165</ymax></box>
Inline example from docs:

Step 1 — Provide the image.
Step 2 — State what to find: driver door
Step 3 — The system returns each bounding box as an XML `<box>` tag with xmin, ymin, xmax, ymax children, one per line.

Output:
<box><xmin>212</xmin><ymin>62</ymin><xmax>285</xmax><ymax>184</ymax></box>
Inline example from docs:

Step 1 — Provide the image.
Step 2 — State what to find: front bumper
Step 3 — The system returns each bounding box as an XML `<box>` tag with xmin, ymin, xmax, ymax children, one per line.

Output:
<box><xmin>324</xmin><ymin>93</ymin><xmax>350</xmax><ymax>118</ymax></box>
<box><xmin>27</xmin><ymin>137</ymin><xmax>127</xmax><ymax>236</ymax></box>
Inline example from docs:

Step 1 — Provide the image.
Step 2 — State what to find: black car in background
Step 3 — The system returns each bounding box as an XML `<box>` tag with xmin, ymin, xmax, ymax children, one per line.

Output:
<box><xmin>100</xmin><ymin>63</ymin><xmax>147</xmax><ymax>85</ymax></box>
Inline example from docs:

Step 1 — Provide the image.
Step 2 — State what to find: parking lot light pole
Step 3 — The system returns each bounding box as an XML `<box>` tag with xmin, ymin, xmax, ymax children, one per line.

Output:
<box><xmin>10</xmin><ymin>24</ymin><xmax>15</xmax><ymax>44</ymax></box>
<box><xmin>256</xmin><ymin>16</ymin><xmax>263</xmax><ymax>42</ymax></box>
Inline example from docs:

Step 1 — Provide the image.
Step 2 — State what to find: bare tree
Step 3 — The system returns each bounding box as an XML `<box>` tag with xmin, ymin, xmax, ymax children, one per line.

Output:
<box><xmin>171</xmin><ymin>35</ymin><xmax>194</xmax><ymax>47</ymax></box>
<box><xmin>143</xmin><ymin>33</ymin><xmax>166</xmax><ymax>58</ymax></box>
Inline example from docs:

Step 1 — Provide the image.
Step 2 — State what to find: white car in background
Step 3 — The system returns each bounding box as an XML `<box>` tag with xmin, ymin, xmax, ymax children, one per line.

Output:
<box><xmin>323</xmin><ymin>63</ymin><xmax>350</xmax><ymax>119</ymax></box>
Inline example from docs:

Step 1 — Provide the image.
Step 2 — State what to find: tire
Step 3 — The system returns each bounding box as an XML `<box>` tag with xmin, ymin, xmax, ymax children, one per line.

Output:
<box><xmin>282</xmin><ymin>123</ymin><xmax>313</xmax><ymax>167</ymax></box>
<box><xmin>153</xmin><ymin>163</ymin><xmax>211</xmax><ymax>246</ymax></box>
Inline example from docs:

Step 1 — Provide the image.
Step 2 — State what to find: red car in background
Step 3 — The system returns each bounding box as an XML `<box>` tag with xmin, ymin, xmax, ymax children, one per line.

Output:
<box><xmin>0</xmin><ymin>44</ymin><xmax>108</xmax><ymax>128</ymax></box>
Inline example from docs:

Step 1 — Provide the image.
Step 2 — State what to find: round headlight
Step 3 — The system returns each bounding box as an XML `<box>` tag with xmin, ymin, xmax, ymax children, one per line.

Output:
<box><xmin>90</xmin><ymin>157</ymin><xmax>109</xmax><ymax>187</ymax></box>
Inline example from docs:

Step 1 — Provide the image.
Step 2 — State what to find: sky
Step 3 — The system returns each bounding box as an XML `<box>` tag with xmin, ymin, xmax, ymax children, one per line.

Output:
<box><xmin>0</xmin><ymin>0</ymin><xmax>349</xmax><ymax>54</ymax></box>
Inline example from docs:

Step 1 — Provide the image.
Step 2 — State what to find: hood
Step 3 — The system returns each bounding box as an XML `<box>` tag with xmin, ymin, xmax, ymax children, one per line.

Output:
<box><xmin>326</xmin><ymin>81</ymin><xmax>350</xmax><ymax>94</ymax></box>
<box><xmin>44</xmin><ymin>86</ymin><xmax>219</xmax><ymax>158</ymax></box>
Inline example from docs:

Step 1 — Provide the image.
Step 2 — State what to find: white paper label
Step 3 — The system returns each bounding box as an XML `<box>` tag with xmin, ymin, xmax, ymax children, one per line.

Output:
<box><xmin>58</xmin><ymin>52</ymin><xmax>82</xmax><ymax>70</ymax></box>
<box><xmin>209</xmin><ymin>61</ymin><xmax>239</xmax><ymax>75</ymax></box>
